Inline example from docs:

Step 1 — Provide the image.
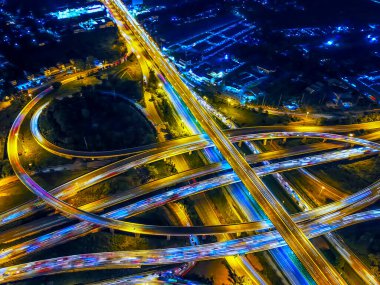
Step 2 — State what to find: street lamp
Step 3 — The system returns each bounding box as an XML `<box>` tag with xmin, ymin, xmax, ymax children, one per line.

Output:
<box><xmin>319</xmin><ymin>186</ymin><xmax>325</xmax><ymax>196</ymax></box>
<box><xmin>306</xmin><ymin>111</ymin><xmax>310</xmax><ymax>119</ymax></box>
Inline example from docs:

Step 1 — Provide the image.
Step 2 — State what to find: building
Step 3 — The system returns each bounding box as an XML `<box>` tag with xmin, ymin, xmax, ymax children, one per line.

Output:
<box><xmin>132</xmin><ymin>0</ymin><xmax>143</xmax><ymax>6</ymax></box>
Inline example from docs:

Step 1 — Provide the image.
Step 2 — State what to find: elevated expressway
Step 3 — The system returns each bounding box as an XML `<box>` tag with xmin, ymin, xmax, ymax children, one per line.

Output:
<box><xmin>31</xmin><ymin>101</ymin><xmax>380</xmax><ymax>160</ymax></box>
<box><xmin>29</xmin><ymin>90</ymin><xmax>380</xmax><ymax>283</ymax></box>
<box><xmin>3</xmin><ymin>4</ymin><xmax>380</xmax><ymax>282</ymax></box>
<box><xmin>3</xmin><ymin>84</ymin><xmax>378</xmax><ymax>228</ymax></box>
<box><xmin>1</xmin><ymin>86</ymin><xmax>379</xmax><ymax>284</ymax></box>
<box><xmin>0</xmin><ymin>160</ymin><xmax>379</xmax><ymax>266</ymax></box>
<box><xmin>0</xmin><ymin>210</ymin><xmax>379</xmax><ymax>283</ymax></box>
<box><xmin>6</xmin><ymin>86</ymin><xmax>380</xmax><ymax>233</ymax></box>
<box><xmin>102</xmin><ymin>2</ymin><xmax>376</xmax><ymax>281</ymax></box>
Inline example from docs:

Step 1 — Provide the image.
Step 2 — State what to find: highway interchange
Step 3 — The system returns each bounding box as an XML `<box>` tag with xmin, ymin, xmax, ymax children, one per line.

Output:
<box><xmin>2</xmin><ymin>71</ymin><xmax>380</xmax><ymax>284</ymax></box>
<box><xmin>0</xmin><ymin>0</ymin><xmax>380</xmax><ymax>284</ymax></box>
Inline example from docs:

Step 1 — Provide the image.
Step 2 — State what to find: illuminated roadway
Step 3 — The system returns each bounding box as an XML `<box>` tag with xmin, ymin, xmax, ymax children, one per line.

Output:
<box><xmin>5</xmin><ymin>67</ymin><xmax>380</xmax><ymax>285</ymax></box>
<box><xmin>29</xmin><ymin>73</ymin><xmax>380</xmax><ymax>283</ymax></box>
<box><xmin>2</xmin><ymin>87</ymin><xmax>380</xmax><ymax>285</ymax></box>
<box><xmin>0</xmin><ymin>210</ymin><xmax>379</xmax><ymax>283</ymax></box>
<box><xmin>30</xmin><ymin>100</ymin><xmax>380</xmax><ymax>159</ymax></box>
<box><xmin>101</xmin><ymin>2</ymin><xmax>372</xmax><ymax>281</ymax></box>
<box><xmin>0</xmin><ymin>163</ymin><xmax>379</xmax><ymax>267</ymax></box>
<box><xmin>3</xmin><ymin>85</ymin><xmax>380</xmax><ymax>284</ymax></box>
<box><xmin>3</xmin><ymin>3</ymin><xmax>380</xmax><ymax>282</ymax></box>
<box><xmin>3</xmin><ymin>83</ymin><xmax>378</xmax><ymax>228</ymax></box>
<box><xmin>7</xmin><ymin>88</ymin><xmax>380</xmax><ymax>232</ymax></box>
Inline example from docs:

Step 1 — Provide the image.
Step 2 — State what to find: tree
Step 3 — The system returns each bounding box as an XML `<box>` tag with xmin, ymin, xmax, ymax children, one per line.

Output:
<box><xmin>52</xmin><ymin>82</ymin><xmax>62</xmax><ymax>90</ymax></box>
<box><xmin>148</xmin><ymin>69</ymin><xmax>158</xmax><ymax>90</ymax></box>
<box><xmin>0</xmin><ymin>160</ymin><xmax>13</xmax><ymax>177</ymax></box>
<box><xmin>223</xmin><ymin>260</ymin><xmax>247</xmax><ymax>285</ymax></box>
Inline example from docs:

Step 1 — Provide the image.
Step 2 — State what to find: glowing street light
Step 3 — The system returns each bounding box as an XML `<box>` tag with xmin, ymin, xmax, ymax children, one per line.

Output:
<box><xmin>319</xmin><ymin>186</ymin><xmax>326</xmax><ymax>196</ymax></box>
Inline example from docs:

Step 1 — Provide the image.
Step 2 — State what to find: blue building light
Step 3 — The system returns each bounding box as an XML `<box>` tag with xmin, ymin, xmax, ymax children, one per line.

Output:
<box><xmin>326</xmin><ymin>40</ymin><xmax>334</xmax><ymax>46</ymax></box>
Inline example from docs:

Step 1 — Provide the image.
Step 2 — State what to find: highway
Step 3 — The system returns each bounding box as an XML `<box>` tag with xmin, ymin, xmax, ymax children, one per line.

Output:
<box><xmin>115</xmin><ymin>12</ymin><xmax>370</xmax><ymax>275</ymax></box>
<box><xmin>9</xmin><ymin>122</ymin><xmax>373</xmax><ymax>228</ymax></box>
<box><xmin>1</xmin><ymin>147</ymin><xmax>379</xmax><ymax>265</ymax></box>
<box><xmin>0</xmin><ymin>209</ymin><xmax>379</xmax><ymax>284</ymax></box>
<box><xmin>3</xmin><ymin>84</ymin><xmax>379</xmax><ymax>269</ymax></box>
<box><xmin>7</xmin><ymin>91</ymin><xmax>380</xmax><ymax>233</ymax></box>
<box><xmin>6</xmin><ymin>82</ymin><xmax>379</xmax><ymax>229</ymax></box>
<box><xmin>3</xmin><ymin>88</ymin><xmax>380</xmax><ymax>283</ymax></box>
<box><xmin>30</xmin><ymin>101</ymin><xmax>380</xmax><ymax>159</ymax></box>
<box><xmin>2</xmin><ymin>3</ymin><xmax>379</xmax><ymax>282</ymax></box>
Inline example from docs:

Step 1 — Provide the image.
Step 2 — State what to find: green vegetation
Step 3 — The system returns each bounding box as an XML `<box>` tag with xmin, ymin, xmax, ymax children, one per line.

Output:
<box><xmin>153</xmin><ymin>89</ymin><xmax>189</xmax><ymax>139</ymax></box>
<box><xmin>310</xmin><ymin>156</ymin><xmax>380</xmax><ymax>193</ymax></box>
<box><xmin>147</xmin><ymin>69</ymin><xmax>158</xmax><ymax>91</ymax></box>
<box><xmin>0</xmin><ymin>160</ymin><xmax>13</xmax><ymax>178</ymax></box>
<box><xmin>0</xmin><ymin>95</ymin><xmax>29</xmax><ymax>139</ymax></box>
<box><xmin>209</xmin><ymin>97</ymin><xmax>297</xmax><ymax>127</ymax></box>
<box><xmin>7</xmin><ymin>28</ymin><xmax>126</xmax><ymax>73</ymax></box>
<box><xmin>66</xmin><ymin>160</ymin><xmax>178</xmax><ymax>208</ymax></box>
<box><xmin>338</xmin><ymin>220</ymin><xmax>380</xmax><ymax>280</ymax></box>
<box><xmin>51</xmin><ymin>81</ymin><xmax>62</xmax><ymax>90</ymax></box>
<box><xmin>223</xmin><ymin>260</ymin><xmax>247</xmax><ymax>285</ymax></box>
<box><xmin>356</xmin><ymin>112</ymin><xmax>380</xmax><ymax>123</ymax></box>
<box><xmin>182</xmin><ymin>151</ymin><xmax>207</xmax><ymax>169</ymax></box>
<box><xmin>181</xmin><ymin>197</ymin><xmax>203</xmax><ymax>226</ymax></box>
<box><xmin>99</xmin><ymin>76</ymin><xmax>142</xmax><ymax>101</ymax></box>
<box><xmin>317</xmin><ymin>112</ymin><xmax>380</xmax><ymax>126</ymax></box>
<box><xmin>40</xmin><ymin>86</ymin><xmax>156</xmax><ymax>151</ymax></box>
<box><xmin>0</xmin><ymin>95</ymin><xmax>31</xmax><ymax>176</ymax></box>
<box><xmin>207</xmin><ymin>188</ymin><xmax>243</xmax><ymax>225</ymax></box>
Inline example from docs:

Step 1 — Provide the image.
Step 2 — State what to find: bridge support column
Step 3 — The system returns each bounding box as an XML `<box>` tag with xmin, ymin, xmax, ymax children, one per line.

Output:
<box><xmin>263</xmin><ymin>139</ymin><xmax>267</xmax><ymax>146</ymax></box>
<box><xmin>167</xmin><ymin>235</ymin><xmax>171</xmax><ymax>241</ymax></box>
<box><xmin>302</xmin><ymin>136</ymin><xmax>307</xmax><ymax>143</ymax></box>
<box><xmin>189</xmin><ymin>151</ymin><xmax>192</xmax><ymax>155</ymax></box>
<box><xmin>238</xmin><ymin>141</ymin><xmax>242</xmax><ymax>147</ymax></box>
<box><xmin>323</xmin><ymin>138</ymin><xmax>327</xmax><ymax>143</ymax></box>
<box><xmin>282</xmin><ymin>138</ymin><xmax>287</xmax><ymax>143</ymax></box>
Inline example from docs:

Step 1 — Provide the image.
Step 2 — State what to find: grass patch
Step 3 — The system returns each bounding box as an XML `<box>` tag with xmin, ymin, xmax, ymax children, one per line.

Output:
<box><xmin>210</xmin><ymin>98</ymin><xmax>295</xmax><ymax>127</ymax></box>
<box><xmin>309</xmin><ymin>156</ymin><xmax>380</xmax><ymax>193</ymax></box>
<box><xmin>40</xmin><ymin>86</ymin><xmax>156</xmax><ymax>151</ymax></box>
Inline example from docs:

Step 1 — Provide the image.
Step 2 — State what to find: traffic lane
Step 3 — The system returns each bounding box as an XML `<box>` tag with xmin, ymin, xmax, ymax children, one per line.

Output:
<box><xmin>0</xmin><ymin>210</ymin><xmax>379</xmax><ymax>284</ymax></box>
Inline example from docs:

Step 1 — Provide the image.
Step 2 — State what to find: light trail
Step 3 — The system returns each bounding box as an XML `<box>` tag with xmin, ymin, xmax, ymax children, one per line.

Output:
<box><xmin>0</xmin><ymin>210</ymin><xmax>379</xmax><ymax>284</ymax></box>
<box><xmin>30</xmin><ymin>100</ymin><xmax>380</xmax><ymax>160</ymax></box>
<box><xmin>8</xmin><ymin>93</ymin><xmax>380</xmax><ymax>235</ymax></box>
<box><xmin>3</xmin><ymin>88</ymin><xmax>380</xmax><ymax>276</ymax></box>
<box><xmin>2</xmin><ymin>5</ymin><xmax>380</xmax><ymax>280</ymax></box>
